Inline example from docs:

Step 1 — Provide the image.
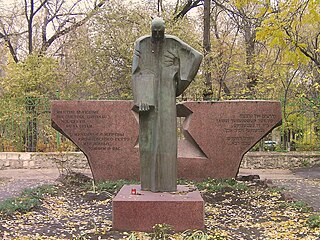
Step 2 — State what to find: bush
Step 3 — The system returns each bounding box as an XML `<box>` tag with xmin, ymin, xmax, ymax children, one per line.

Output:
<box><xmin>0</xmin><ymin>184</ymin><xmax>57</xmax><ymax>216</ymax></box>
<box><xmin>284</xmin><ymin>201</ymin><xmax>313</xmax><ymax>213</ymax></box>
<box><xmin>83</xmin><ymin>179</ymin><xmax>139</xmax><ymax>194</ymax></box>
<box><xmin>195</xmin><ymin>178</ymin><xmax>248</xmax><ymax>192</ymax></box>
<box><xmin>307</xmin><ymin>215</ymin><xmax>320</xmax><ymax>228</ymax></box>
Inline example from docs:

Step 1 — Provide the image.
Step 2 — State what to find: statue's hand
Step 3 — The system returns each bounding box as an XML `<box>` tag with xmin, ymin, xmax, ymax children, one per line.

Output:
<box><xmin>139</xmin><ymin>102</ymin><xmax>150</xmax><ymax>112</ymax></box>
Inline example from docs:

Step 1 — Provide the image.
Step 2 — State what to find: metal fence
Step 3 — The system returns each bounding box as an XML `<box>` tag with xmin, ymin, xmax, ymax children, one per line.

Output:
<box><xmin>0</xmin><ymin>97</ymin><xmax>319</xmax><ymax>152</ymax></box>
<box><xmin>0</xmin><ymin>97</ymin><xmax>59</xmax><ymax>152</ymax></box>
<box><xmin>258</xmin><ymin>98</ymin><xmax>320</xmax><ymax>151</ymax></box>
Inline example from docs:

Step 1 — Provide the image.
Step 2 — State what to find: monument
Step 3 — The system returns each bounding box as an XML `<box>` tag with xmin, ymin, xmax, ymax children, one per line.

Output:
<box><xmin>51</xmin><ymin>100</ymin><xmax>282</xmax><ymax>181</ymax></box>
<box><xmin>112</xmin><ymin>17</ymin><xmax>204</xmax><ymax>231</ymax></box>
<box><xmin>132</xmin><ymin>17</ymin><xmax>202</xmax><ymax>192</ymax></box>
<box><xmin>51</xmin><ymin>17</ymin><xmax>282</xmax><ymax>233</ymax></box>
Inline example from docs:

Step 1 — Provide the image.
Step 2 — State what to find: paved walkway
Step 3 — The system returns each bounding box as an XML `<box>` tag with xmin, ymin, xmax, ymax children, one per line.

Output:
<box><xmin>239</xmin><ymin>167</ymin><xmax>320</xmax><ymax>212</ymax></box>
<box><xmin>273</xmin><ymin>167</ymin><xmax>320</xmax><ymax>211</ymax></box>
<box><xmin>0</xmin><ymin>168</ymin><xmax>319</xmax><ymax>211</ymax></box>
<box><xmin>0</xmin><ymin>169</ymin><xmax>92</xmax><ymax>202</ymax></box>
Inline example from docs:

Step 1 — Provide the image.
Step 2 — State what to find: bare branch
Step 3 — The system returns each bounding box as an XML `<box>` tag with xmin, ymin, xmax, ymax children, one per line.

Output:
<box><xmin>174</xmin><ymin>0</ymin><xmax>202</xmax><ymax>19</ymax></box>
<box><xmin>42</xmin><ymin>4</ymin><xmax>49</xmax><ymax>43</ymax></box>
<box><xmin>33</xmin><ymin>0</ymin><xmax>49</xmax><ymax>16</ymax></box>
<box><xmin>0</xmin><ymin>31</ymin><xmax>19</xmax><ymax>63</ymax></box>
<box><xmin>40</xmin><ymin>0</ymin><xmax>108</xmax><ymax>54</ymax></box>
<box><xmin>24</xmin><ymin>0</ymin><xmax>29</xmax><ymax>21</ymax></box>
<box><xmin>174</xmin><ymin>0</ymin><xmax>180</xmax><ymax>15</ymax></box>
<box><xmin>297</xmin><ymin>45</ymin><xmax>320</xmax><ymax>68</ymax></box>
<box><xmin>284</xmin><ymin>26</ymin><xmax>320</xmax><ymax>69</ymax></box>
<box><xmin>46</xmin><ymin>0</ymin><xmax>64</xmax><ymax>23</ymax></box>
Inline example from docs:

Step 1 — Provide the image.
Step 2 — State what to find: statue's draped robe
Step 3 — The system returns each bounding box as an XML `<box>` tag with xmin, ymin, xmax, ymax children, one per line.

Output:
<box><xmin>132</xmin><ymin>35</ymin><xmax>202</xmax><ymax>192</ymax></box>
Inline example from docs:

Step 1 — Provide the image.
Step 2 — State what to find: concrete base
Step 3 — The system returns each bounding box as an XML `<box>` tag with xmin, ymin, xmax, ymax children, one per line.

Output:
<box><xmin>112</xmin><ymin>185</ymin><xmax>204</xmax><ymax>232</ymax></box>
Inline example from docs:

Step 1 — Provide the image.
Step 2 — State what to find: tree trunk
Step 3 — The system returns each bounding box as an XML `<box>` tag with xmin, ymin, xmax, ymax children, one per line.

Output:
<box><xmin>27</xmin><ymin>0</ymin><xmax>34</xmax><ymax>54</ymax></box>
<box><xmin>203</xmin><ymin>0</ymin><xmax>213</xmax><ymax>100</ymax></box>
<box><xmin>243</xmin><ymin>21</ymin><xmax>257</xmax><ymax>94</ymax></box>
<box><xmin>158</xmin><ymin>0</ymin><xmax>163</xmax><ymax>16</ymax></box>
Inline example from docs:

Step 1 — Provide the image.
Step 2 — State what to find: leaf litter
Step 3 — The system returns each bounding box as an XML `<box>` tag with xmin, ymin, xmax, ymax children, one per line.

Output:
<box><xmin>0</xmin><ymin>175</ymin><xmax>319</xmax><ymax>239</ymax></box>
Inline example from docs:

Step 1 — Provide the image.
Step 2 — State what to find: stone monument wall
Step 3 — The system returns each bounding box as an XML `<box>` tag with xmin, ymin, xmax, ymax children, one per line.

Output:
<box><xmin>51</xmin><ymin>100</ymin><xmax>282</xmax><ymax>180</ymax></box>
<box><xmin>51</xmin><ymin>100</ymin><xmax>139</xmax><ymax>180</ymax></box>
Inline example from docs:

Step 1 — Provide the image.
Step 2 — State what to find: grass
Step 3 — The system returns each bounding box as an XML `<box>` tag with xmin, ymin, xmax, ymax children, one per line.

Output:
<box><xmin>268</xmin><ymin>185</ymin><xmax>286</xmax><ymax>193</ymax></box>
<box><xmin>0</xmin><ymin>184</ymin><xmax>57</xmax><ymax>216</ymax></box>
<box><xmin>308</xmin><ymin>214</ymin><xmax>320</xmax><ymax>228</ymax></box>
<box><xmin>178</xmin><ymin>178</ymin><xmax>248</xmax><ymax>192</ymax></box>
<box><xmin>282</xmin><ymin>200</ymin><xmax>314</xmax><ymax>213</ymax></box>
<box><xmin>128</xmin><ymin>228</ymin><xmax>227</xmax><ymax>240</ymax></box>
<box><xmin>83</xmin><ymin>179</ymin><xmax>139</xmax><ymax>194</ymax></box>
<box><xmin>194</xmin><ymin>178</ymin><xmax>248</xmax><ymax>192</ymax></box>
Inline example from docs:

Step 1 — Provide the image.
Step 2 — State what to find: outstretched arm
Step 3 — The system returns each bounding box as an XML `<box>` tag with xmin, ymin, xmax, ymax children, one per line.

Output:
<box><xmin>176</xmin><ymin>47</ymin><xmax>203</xmax><ymax>97</ymax></box>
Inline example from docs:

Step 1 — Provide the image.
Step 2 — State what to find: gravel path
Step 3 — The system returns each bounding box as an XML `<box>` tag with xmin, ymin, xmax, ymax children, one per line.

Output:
<box><xmin>271</xmin><ymin>167</ymin><xmax>320</xmax><ymax>211</ymax></box>
<box><xmin>0</xmin><ymin>168</ymin><xmax>92</xmax><ymax>203</ymax></box>
<box><xmin>0</xmin><ymin>178</ymin><xmax>56</xmax><ymax>202</ymax></box>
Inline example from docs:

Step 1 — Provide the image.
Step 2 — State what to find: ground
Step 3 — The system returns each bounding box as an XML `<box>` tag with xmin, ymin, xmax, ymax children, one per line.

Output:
<box><xmin>0</xmin><ymin>172</ymin><xmax>319</xmax><ymax>240</ymax></box>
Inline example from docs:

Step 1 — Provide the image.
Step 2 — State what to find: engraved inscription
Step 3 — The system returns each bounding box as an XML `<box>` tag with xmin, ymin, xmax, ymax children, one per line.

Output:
<box><xmin>55</xmin><ymin>110</ymin><xmax>131</xmax><ymax>151</ymax></box>
<box><xmin>55</xmin><ymin>110</ymin><xmax>108</xmax><ymax>128</ymax></box>
<box><xmin>217</xmin><ymin>113</ymin><xmax>277</xmax><ymax>145</ymax></box>
<box><xmin>74</xmin><ymin>132</ymin><xmax>131</xmax><ymax>151</ymax></box>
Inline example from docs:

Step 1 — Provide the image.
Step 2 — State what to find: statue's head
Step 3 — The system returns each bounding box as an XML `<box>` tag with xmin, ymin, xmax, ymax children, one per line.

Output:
<box><xmin>151</xmin><ymin>17</ymin><xmax>165</xmax><ymax>41</ymax></box>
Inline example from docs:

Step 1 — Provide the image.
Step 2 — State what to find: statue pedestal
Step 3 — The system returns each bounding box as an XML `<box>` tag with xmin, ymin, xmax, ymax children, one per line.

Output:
<box><xmin>112</xmin><ymin>185</ymin><xmax>204</xmax><ymax>232</ymax></box>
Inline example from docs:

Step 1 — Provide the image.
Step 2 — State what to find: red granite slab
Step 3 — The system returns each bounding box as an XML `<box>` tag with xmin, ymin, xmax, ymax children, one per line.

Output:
<box><xmin>51</xmin><ymin>100</ymin><xmax>139</xmax><ymax>180</ymax></box>
<box><xmin>112</xmin><ymin>185</ymin><xmax>204</xmax><ymax>232</ymax></box>
<box><xmin>177</xmin><ymin>101</ymin><xmax>282</xmax><ymax>180</ymax></box>
<box><xmin>51</xmin><ymin>100</ymin><xmax>281</xmax><ymax>180</ymax></box>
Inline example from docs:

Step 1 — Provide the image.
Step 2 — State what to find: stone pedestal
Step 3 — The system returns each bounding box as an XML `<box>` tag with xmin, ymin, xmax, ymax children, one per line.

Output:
<box><xmin>112</xmin><ymin>185</ymin><xmax>204</xmax><ymax>232</ymax></box>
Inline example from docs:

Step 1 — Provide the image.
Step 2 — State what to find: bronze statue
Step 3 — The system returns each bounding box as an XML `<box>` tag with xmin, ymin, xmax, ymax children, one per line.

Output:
<box><xmin>132</xmin><ymin>17</ymin><xmax>203</xmax><ymax>192</ymax></box>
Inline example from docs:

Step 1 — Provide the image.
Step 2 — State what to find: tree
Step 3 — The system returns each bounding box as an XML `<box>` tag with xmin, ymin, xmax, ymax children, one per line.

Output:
<box><xmin>202</xmin><ymin>0</ymin><xmax>213</xmax><ymax>100</ymax></box>
<box><xmin>0</xmin><ymin>0</ymin><xmax>107</xmax><ymax>151</ymax></box>
<box><xmin>61</xmin><ymin>0</ymin><xmax>203</xmax><ymax>100</ymax></box>
<box><xmin>59</xmin><ymin>1</ymin><xmax>150</xmax><ymax>100</ymax></box>
<box><xmin>0</xmin><ymin>53</ymin><xmax>62</xmax><ymax>151</ymax></box>
<box><xmin>174</xmin><ymin>0</ymin><xmax>276</xmax><ymax>99</ymax></box>
<box><xmin>257</xmin><ymin>0</ymin><xmax>320</xmax><ymax>149</ymax></box>
<box><xmin>174</xmin><ymin>0</ymin><xmax>214</xmax><ymax>100</ymax></box>
<box><xmin>2</xmin><ymin>53</ymin><xmax>61</xmax><ymax>98</ymax></box>
<box><xmin>257</xmin><ymin>0</ymin><xmax>320</xmax><ymax>90</ymax></box>
<box><xmin>211</xmin><ymin>0</ymin><xmax>275</xmax><ymax>97</ymax></box>
<box><xmin>0</xmin><ymin>0</ymin><xmax>107</xmax><ymax>62</ymax></box>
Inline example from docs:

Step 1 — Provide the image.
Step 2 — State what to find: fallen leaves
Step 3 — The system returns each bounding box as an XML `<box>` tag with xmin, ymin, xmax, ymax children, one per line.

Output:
<box><xmin>203</xmin><ymin>182</ymin><xmax>320</xmax><ymax>240</ymax></box>
<box><xmin>0</xmin><ymin>180</ymin><xmax>319</xmax><ymax>239</ymax></box>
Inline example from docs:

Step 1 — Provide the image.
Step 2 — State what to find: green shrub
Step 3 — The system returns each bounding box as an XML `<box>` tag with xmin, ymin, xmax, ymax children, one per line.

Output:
<box><xmin>284</xmin><ymin>201</ymin><xmax>313</xmax><ymax>213</ymax></box>
<box><xmin>195</xmin><ymin>178</ymin><xmax>248</xmax><ymax>192</ymax></box>
<box><xmin>84</xmin><ymin>179</ymin><xmax>139</xmax><ymax>194</ymax></box>
<box><xmin>0</xmin><ymin>184</ymin><xmax>57</xmax><ymax>216</ymax></box>
<box><xmin>307</xmin><ymin>215</ymin><xmax>320</xmax><ymax>228</ymax></box>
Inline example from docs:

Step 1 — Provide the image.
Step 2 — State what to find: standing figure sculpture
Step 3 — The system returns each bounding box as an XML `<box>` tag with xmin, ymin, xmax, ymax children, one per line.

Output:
<box><xmin>132</xmin><ymin>18</ymin><xmax>203</xmax><ymax>192</ymax></box>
